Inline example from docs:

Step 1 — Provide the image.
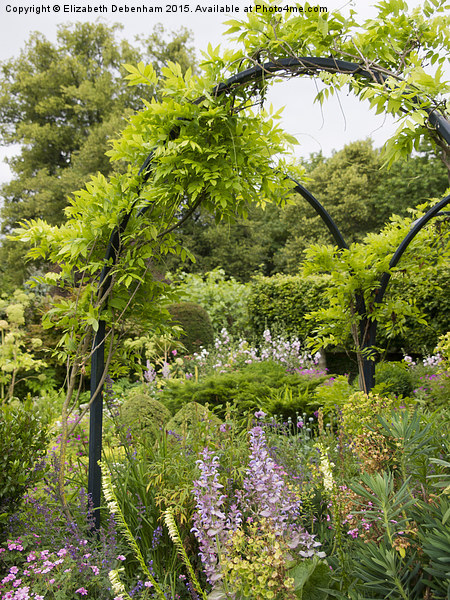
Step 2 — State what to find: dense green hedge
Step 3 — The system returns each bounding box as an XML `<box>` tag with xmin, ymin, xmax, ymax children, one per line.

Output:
<box><xmin>248</xmin><ymin>267</ymin><xmax>450</xmax><ymax>354</ymax></box>
<box><xmin>247</xmin><ymin>273</ymin><xmax>331</xmax><ymax>339</ymax></box>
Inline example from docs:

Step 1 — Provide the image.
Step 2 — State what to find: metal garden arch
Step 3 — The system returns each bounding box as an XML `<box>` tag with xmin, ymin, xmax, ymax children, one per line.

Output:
<box><xmin>88</xmin><ymin>57</ymin><xmax>450</xmax><ymax>527</ymax></box>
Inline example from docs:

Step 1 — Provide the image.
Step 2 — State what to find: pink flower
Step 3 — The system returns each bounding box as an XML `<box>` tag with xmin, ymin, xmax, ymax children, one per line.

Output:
<box><xmin>347</xmin><ymin>528</ymin><xmax>359</xmax><ymax>538</ymax></box>
<box><xmin>76</xmin><ymin>588</ymin><xmax>88</xmax><ymax>595</ymax></box>
<box><xmin>90</xmin><ymin>566</ymin><xmax>100</xmax><ymax>575</ymax></box>
<box><xmin>117</xmin><ymin>555</ymin><xmax>126</xmax><ymax>561</ymax></box>
<box><xmin>7</xmin><ymin>539</ymin><xmax>23</xmax><ymax>551</ymax></box>
<box><xmin>12</xmin><ymin>587</ymin><xmax>29</xmax><ymax>600</ymax></box>
<box><xmin>9</xmin><ymin>567</ymin><xmax>19</xmax><ymax>574</ymax></box>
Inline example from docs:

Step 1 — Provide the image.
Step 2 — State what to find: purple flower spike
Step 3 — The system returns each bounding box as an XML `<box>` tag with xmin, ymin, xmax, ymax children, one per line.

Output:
<box><xmin>191</xmin><ymin>449</ymin><xmax>241</xmax><ymax>585</ymax></box>
<box><xmin>241</xmin><ymin>427</ymin><xmax>301</xmax><ymax>534</ymax></box>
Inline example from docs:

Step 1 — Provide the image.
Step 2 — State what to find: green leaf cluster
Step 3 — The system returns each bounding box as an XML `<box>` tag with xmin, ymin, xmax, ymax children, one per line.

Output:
<box><xmin>0</xmin><ymin>399</ymin><xmax>49</xmax><ymax>534</ymax></box>
<box><xmin>224</xmin><ymin>0</ymin><xmax>450</xmax><ymax>168</ymax></box>
<box><xmin>0</xmin><ymin>22</ymin><xmax>197</xmax><ymax>288</ymax></box>
<box><xmin>302</xmin><ymin>204</ymin><xmax>450</xmax><ymax>357</ymax></box>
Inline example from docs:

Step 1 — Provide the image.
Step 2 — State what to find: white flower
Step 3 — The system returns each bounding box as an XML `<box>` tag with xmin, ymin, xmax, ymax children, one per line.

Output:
<box><xmin>317</xmin><ymin>445</ymin><xmax>335</xmax><ymax>492</ymax></box>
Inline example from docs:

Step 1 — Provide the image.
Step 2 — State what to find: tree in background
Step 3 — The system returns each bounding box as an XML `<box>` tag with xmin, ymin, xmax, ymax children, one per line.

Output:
<box><xmin>165</xmin><ymin>139</ymin><xmax>448</xmax><ymax>279</ymax></box>
<box><xmin>275</xmin><ymin>139</ymin><xmax>449</xmax><ymax>273</ymax></box>
<box><xmin>0</xmin><ymin>21</ymin><xmax>196</xmax><ymax>288</ymax></box>
<box><xmin>164</xmin><ymin>202</ymin><xmax>288</xmax><ymax>281</ymax></box>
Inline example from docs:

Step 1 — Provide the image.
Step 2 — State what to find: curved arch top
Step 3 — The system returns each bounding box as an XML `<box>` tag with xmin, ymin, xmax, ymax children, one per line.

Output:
<box><xmin>208</xmin><ymin>57</ymin><xmax>450</xmax><ymax>146</ymax></box>
<box><xmin>88</xmin><ymin>54</ymin><xmax>450</xmax><ymax>529</ymax></box>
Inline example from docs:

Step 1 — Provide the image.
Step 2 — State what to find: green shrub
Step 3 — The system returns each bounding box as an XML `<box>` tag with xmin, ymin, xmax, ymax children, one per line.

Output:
<box><xmin>341</xmin><ymin>391</ymin><xmax>409</xmax><ymax>440</ymax></box>
<box><xmin>167</xmin><ymin>269</ymin><xmax>251</xmax><ymax>336</ymax></box>
<box><xmin>166</xmin><ymin>402</ymin><xmax>222</xmax><ymax>446</ymax></box>
<box><xmin>247</xmin><ymin>273</ymin><xmax>330</xmax><ymax>339</ymax></box>
<box><xmin>260</xmin><ymin>384</ymin><xmax>322</xmax><ymax>423</ymax></box>
<box><xmin>248</xmin><ymin>268</ymin><xmax>450</xmax><ymax>355</ymax></box>
<box><xmin>158</xmin><ymin>361</ymin><xmax>327</xmax><ymax>418</ymax></box>
<box><xmin>120</xmin><ymin>393</ymin><xmax>171</xmax><ymax>442</ymax></box>
<box><xmin>374</xmin><ymin>361</ymin><xmax>414</xmax><ymax>397</ymax></box>
<box><xmin>0</xmin><ymin>399</ymin><xmax>48</xmax><ymax>536</ymax></box>
<box><xmin>167</xmin><ymin>302</ymin><xmax>214</xmax><ymax>355</ymax></box>
<box><xmin>313</xmin><ymin>375</ymin><xmax>354</xmax><ymax>415</ymax></box>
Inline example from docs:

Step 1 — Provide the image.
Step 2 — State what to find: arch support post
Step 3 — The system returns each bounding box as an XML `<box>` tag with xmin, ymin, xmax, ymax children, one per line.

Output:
<box><xmin>356</xmin><ymin>194</ymin><xmax>450</xmax><ymax>394</ymax></box>
<box><xmin>88</xmin><ymin>320</ymin><xmax>106</xmax><ymax>531</ymax></box>
<box><xmin>358</xmin><ymin>315</ymin><xmax>377</xmax><ymax>394</ymax></box>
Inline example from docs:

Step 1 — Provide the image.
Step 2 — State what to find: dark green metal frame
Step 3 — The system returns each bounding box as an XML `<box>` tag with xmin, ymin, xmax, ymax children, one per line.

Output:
<box><xmin>88</xmin><ymin>56</ymin><xmax>450</xmax><ymax>528</ymax></box>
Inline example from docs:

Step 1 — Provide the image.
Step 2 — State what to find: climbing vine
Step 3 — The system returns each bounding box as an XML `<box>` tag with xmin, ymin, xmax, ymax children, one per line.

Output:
<box><xmin>11</xmin><ymin>0</ymin><xmax>450</xmax><ymax>509</ymax></box>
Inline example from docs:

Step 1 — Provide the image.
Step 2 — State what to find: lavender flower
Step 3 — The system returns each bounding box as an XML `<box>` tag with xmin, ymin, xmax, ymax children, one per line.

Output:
<box><xmin>144</xmin><ymin>360</ymin><xmax>156</xmax><ymax>383</ymax></box>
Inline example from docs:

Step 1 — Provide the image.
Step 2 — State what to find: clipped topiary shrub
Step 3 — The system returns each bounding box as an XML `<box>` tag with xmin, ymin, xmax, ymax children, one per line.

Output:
<box><xmin>166</xmin><ymin>401</ymin><xmax>222</xmax><ymax>440</ymax></box>
<box><xmin>120</xmin><ymin>393</ymin><xmax>171</xmax><ymax>442</ymax></box>
<box><xmin>167</xmin><ymin>302</ymin><xmax>214</xmax><ymax>355</ymax></box>
<box><xmin>247</xmin><ymin>273</ymin><xmax>331</xmax><ymax>339</ymax></box>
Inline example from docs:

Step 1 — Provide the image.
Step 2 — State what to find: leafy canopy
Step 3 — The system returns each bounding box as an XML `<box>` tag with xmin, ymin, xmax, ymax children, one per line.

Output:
<box><xmin>0</xmin><ymin>21</ymin><xmax>196</xmax><ymax>288</ymax></box>
<box><xmin>12</xmin><ymin>0</ymin><xmax>450</xmax><ymax>369</ymax></box>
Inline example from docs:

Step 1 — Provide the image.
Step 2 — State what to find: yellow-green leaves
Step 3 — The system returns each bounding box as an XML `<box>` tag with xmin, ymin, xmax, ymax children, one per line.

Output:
<box><xmin>9</xmin><ymin>0</ymin><xmax>450</xmax><ymax>394</ymax></box>
<box><xmin>123</xmin><ymin>61</ymin><xmax>158</xmax><ymax>87</ymax></box>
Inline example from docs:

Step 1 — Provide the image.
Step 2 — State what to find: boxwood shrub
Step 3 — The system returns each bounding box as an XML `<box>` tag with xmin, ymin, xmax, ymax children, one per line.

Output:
<box><xmin>167</xmin><ymin>301</ymin><xmax>214</xmax><ymax>355</ymax></box>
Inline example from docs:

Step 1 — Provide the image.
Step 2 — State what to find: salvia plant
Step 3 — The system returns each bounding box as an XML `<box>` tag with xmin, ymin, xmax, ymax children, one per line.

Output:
<box><xmin>191</xmin><ymin>422</ymin><xmax>326</xmax><ymax>598</ymax></box>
